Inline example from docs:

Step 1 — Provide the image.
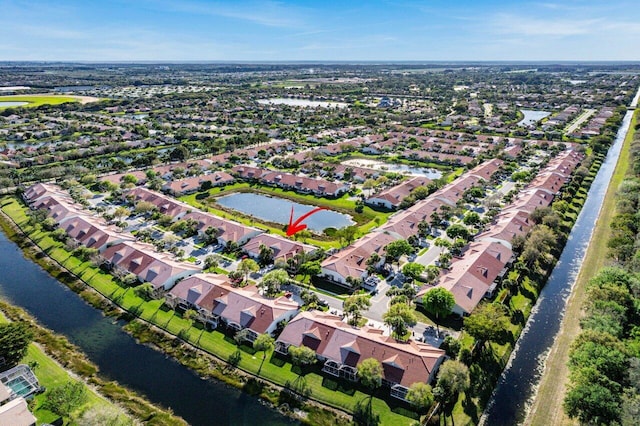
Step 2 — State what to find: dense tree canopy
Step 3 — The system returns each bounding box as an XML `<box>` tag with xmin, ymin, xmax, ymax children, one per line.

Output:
<box><xmin>0</xmin><ymin>322</ymin><xmax>33</xmax><ymax>367</ymax></box>
<box><xmin>357</xmin><ymin>358</ymin><xmax>383</xmax><ymax>391</ymax></box>
<box><xmin>463</xmin><ymin>303</ymin><xmax>511</xmax><ymax>348</ymax></box>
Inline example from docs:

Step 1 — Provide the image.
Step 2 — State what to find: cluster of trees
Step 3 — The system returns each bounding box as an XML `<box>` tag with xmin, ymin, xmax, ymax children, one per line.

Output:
<box><xmin>564</xmin><ymin>128</ymin><xmax>640</xmax><ymax>425</ymax></box>
<box><xmin>564</xmin><ymin>268</ymin><xmax>640</xmax><ymax>425</ymax></box>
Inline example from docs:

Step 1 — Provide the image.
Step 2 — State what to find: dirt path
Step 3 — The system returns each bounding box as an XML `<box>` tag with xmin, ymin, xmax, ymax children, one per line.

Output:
<box><xmin>526</xmin><ymin>111</ymin><xmax>637</xmax><ymax>426</ymax></box>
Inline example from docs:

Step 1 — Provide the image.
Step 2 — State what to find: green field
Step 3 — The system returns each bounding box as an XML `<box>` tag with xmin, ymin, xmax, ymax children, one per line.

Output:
<box><xmin>0</xmin><ymin>95</ymin><xmax>81</xmax><ymax>109</ymax></box>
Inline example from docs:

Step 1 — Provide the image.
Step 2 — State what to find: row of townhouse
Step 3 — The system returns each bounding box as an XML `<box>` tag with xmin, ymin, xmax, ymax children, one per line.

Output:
<box><xmin>23</xmin><ymin>183</ymin><xmax>200</xmax><ymax>293</ymax></box>
<box><xmin>99</xmin><ymin>140</ymin><xmax>295</xmax><ymax>188</ymax></box>
<box><xmin>366</xmin><ymin>176</ymin><xmax>432</xmax><ymax>210</ymax></box>
<box><xmin>22</xmin><ymin>185</ymin><xmax>448</xmax><ymax>403</ymax></box>
<box><xmin>127</xmin><ymin>187</ymin><xmax>316</xmax><ymax>261</ymax></box>
<box><xmin>275</xmin><ymin>311</ymin><xmax>446</xmax><ymax>401</ymax></box>
<box><xmin>166</xmin><ymin>273</ymin><xmax>447</xmax><ymax>402</ymax></box>
<box><xmin>162</xmin><ymin>171</ymin><xmax>235</xmax><ymax>196</ymax></box>
<box><xmin>165</xmin><ymin>273</ymin><xmax>300</xmax><ymax>342</ymax></box>
<box><xmin>231</xmin><ymin>165</ymin><xmax>350</xmax><ymax>198</ymax></box>
<box><xmin>320</xmin><ymin>159</ymin><xmax>505</xmax><ymax>287</ymax></box>
<box><xmin>416</xmin><ymin>149</ymin><xmax>584</xmax><ymax>315</ymax></box>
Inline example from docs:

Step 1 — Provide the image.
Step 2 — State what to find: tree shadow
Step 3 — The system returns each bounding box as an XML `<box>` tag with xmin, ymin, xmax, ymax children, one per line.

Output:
<box><xmin>353</xmin><ymin>396</ymin><xmax>381</xmax><ymax>426</ymax></box>
<box><xmin>462</xmin><ymin>392</ymin><xmax>479</xmax><ymax>423</ymax></box>
<box><xmin>510</xmin><ymin>309</ymin><xmax>525</xmax><ymax>326</ymax></box>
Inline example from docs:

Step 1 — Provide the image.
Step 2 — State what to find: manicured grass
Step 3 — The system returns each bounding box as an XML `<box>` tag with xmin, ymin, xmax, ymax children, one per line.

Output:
<box><xmin>0</xmin><ymin>95</ymin><xmax>80</xmax><ymax>108</ymax></box>
<box><xmin>0</xmin><ymin>313</ymin><xmax>113</xmax><ymax>425</ymax></box>
<box><xmin>1</xmin><ymin>197</ymin><xmax>416</xmax><ymax>425</ymax></box>
<box><xmin>527</xmin><ymin>110</ymin><xmax>638</xmax><ymax>426</ymax></box>
<box><xmin>180</xmin><ymin>184</ymin><xmax>393</xmax><ymax>250</ymax></box>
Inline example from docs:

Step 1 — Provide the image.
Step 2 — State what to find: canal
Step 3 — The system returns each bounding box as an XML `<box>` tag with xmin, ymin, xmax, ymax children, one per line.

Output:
<box><xmin>0</xmin><ymin>231</ymin><xmax>295</xmax><ymax>426</ymax></box>
<box><xmin>481</xmin><ymin>95</ymin><xmax>638</xmax><ymax>425</ymax></box>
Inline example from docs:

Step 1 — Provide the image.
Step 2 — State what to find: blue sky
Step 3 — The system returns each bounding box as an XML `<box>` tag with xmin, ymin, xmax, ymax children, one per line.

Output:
<box><xmin>1</xmin><ymin>0</ymin><xmax>639</xmax><ymax>61</ymax></box>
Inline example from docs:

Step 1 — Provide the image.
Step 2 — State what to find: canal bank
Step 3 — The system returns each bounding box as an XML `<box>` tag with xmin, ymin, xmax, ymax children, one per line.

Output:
<box><xmin>0</xmin><ymin>211</ymin><xmax>298</xmax><ymax>426</ymax></box>
<box><xmin>0</xmin><ymin>199</ymin><xmax>408</xmax><ymax>426</ymax></box>
<box><xmin>525</xmin><ymin>109</ymin><xmax>639</xmax><ymax>426</ymax></box>
<box><xmin>481</xmin><ymin>94</ymin><xmax>639</xmax><ymax>425</ymax></box>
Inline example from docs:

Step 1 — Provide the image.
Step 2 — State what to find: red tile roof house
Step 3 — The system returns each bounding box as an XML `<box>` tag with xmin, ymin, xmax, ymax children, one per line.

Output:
<box><xmin>321</xmin><ymin>231</ymin><xmax>398</xmax><ymax>287</ymax></box>
<box><xmin>275</xmin><ymin>311</ymin><xmax>445</xmax><ymax>401</ymax></box>
<box><xmin>162</xmin><ymin>171</ymin><xmax>235</xmax><ymax>196</ymax></box>
<box><xmin>529</xmin><ymin>171</ymin><xmax>569</xmax><ymax>195</ymax></box>
<box><xmin>242</xmin><ymin>233</ymin><xmax>317</xmax><ymax>263</ymax></box>
<box><xmin>476</xmin><ymin>208</ymin><xmax>533</xmax><ymax>249</ymax></box>
<box><xmin>58</xmin><ymin>215</ymin><xmax>134</xmax><ymax>252</ymax></box>
<box><xmin>99</xmin><ymin>170</ymin><xmax>148</xmax><ymax>187</ymax></box>
<box><xmin>127</xmin><ymin>187</ymin><xmax>191</xmax><ymax>220</ymax></box>
<box><xmin>416</xmin><ymin>240</ymin><xmax>513</xmax><ymax>315</ymax></box>
<box><xmin>166</xmin><ymin>274</ymin><xmax>299</xmax><ymax>341</ymax></box>
<box><xmin>23</xmin><ymin>183</ymin><xmax>71</xmax><ymax>206</ymax></box>
<box><xmin>366</xmin><ymin>176</ymin><xmax>432</xmax><ymax>210</ymax></box>
<box><xmin>101</xmin><ymin>241</ymin><xmax>199</xmax><ymax>293</ymax></box>
<box><xmin>468</xmin><ymin>158</ymin><xmax>504</xmax><ymax>181</ymax></box>
<box><xmin>509</xmin><ymin>188</ymin><xmax>555</xmax><ymax>214</ymax></box>
<box><xmin>182</xmin><ymin>211</ymin><xmax>262</xmax><ymax>245</ymax></box>
<box><xmin>230</xmin><ymin>165</ymin><xmax>267</xmax><ymax>180</ymax></box>
<box><xmin>431</xmin><ymin>175</ymin><xmax>482</xmax><ymax>207</ymax></box>
<box><xmin>260</xmin><ymin>171</ymin><xmax>350</xmax><ymax>198</ymax></box>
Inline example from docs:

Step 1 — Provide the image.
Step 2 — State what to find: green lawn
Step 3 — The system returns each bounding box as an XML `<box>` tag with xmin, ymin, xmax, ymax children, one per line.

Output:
<box><xmin>179</xmin><ymin>184</ymin><xmax>393</xmax><ymax>250</ymax></box>
<box><xmin>0</xmin><ymin>313</ymin><xmax>114</xmax><ymax>425</ymax></box>
<box><xmin>0</xmin><ymin>95</ymin><xmax>81</xmax><ymax>109</ymax></box>
<box><xmin>1</xmin><ymin>197</ymin><xmax>417</xmax><ymax>425</ymax></box>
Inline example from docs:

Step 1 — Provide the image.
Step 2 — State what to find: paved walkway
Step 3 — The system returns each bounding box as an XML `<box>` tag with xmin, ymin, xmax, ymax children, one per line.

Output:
<box><xmin>565</xmin><ymin>108</ymin><xmax>596</xmax><ymax>134</ymax></box>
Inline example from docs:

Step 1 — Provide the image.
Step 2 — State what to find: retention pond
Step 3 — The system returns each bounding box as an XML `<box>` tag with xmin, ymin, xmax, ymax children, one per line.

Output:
<box><xmin>216</xmin><ymin>192</ymin><xmax>355</xmax><ymax>231</ymax></box>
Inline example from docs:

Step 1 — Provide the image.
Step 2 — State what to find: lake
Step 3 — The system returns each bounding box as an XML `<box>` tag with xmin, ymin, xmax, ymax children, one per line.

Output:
<box><xmin>517</xmin><ymin>110</ymin><xmax>550</xmax><ymax>127</ymax></box>
<box><xmin>258</xmin><ymin>98</ymin><xmax>348</xmax><ymax>108</ymax></box>
<box><xmin>0</xmin><ymin>101</ymin><xmax>28</xmax><ymax>108</ymax></box>
<box><xmin>342</xmin><ymin>158</ymin><xmax>443</xmax><ymax>179</ymax></box>
<box><xmin>216</xmin><ymin>193</ymin><xmax>355</xmax><ymax>231</ymax></box>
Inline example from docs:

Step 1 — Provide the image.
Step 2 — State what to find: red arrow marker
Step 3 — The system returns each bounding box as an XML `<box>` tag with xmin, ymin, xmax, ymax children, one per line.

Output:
<box><xmin>286</xmin><ymin>206</ymin><xmax>328</xmax><ymax>236</ymax></box>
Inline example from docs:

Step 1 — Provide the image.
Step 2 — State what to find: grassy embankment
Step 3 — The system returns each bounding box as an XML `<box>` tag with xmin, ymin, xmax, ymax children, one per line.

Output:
<box><xmin>180</xmin><ymin>182</ymin><xmax>394</xmax><ymax>250</ymax></box>
<box><xmin>0</xmin><ymin>95</ymin><xmax>80</xmax><ymax>108</ymax></box>
<box><xmin>0</xmin><ymin>303</ymin><xmax>184</xmax><ymax>426</ymax></box>
<box><xmin>526</xmin><ymin>110</ymin><xmax>638</xmax><ymax>426</ymax></box>
<box><xmin>0</xmin><ymin>197</ymin><xmax>417</xmax><ymax>426</ymax></box>
<box><xmin>443</xmin><ymin>150</ymin><xmax>606</xmax><ymax>425</ymax></box>
<box><xmin>0</xmin><ymin>311</ymin><xmax>116</xmax><ymax>425</ymax></box>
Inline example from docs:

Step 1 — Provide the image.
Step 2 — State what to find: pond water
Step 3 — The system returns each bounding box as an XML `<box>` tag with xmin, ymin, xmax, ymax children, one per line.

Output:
<box><xmin>342</xmin><ymin>158</ymin><xmax>443</xmax><ymax>179</ymax></box>
<box><xmin>0</xmin><ymin>231</ymin><xmax>294</xmax><ymax>426</ymax></box>
<box><xmin>216</xmin><ymin>193</ymin><xmax>355</xmax><ymax>231</ymax></box>
<box><xmin>0</xmin><ymin>101</ymin><xmax>28</xmax><ymax>108</ymax></box>
<box><xmin>517</xmin><ymin>110</ymin><xmax>550</xmax><ymax>127</ymax></box>
<box><xmin>258</xmin><ymin>98</ymin><xmax>348</xmax><ymax>108</ymax></box>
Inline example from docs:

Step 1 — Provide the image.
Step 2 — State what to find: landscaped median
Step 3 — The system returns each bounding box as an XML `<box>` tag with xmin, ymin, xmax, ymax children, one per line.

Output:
<box><xmin>0</xmin><ymin>196</ymin><xmax>419</xmax><ymax>425</ymax></box>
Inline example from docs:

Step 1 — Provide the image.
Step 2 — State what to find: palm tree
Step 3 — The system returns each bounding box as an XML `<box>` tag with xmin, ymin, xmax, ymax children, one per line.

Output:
<box><xmin>253</xmin><ymin>333</ymin><xmax>275</xmax><ymax>376</ymax></box>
